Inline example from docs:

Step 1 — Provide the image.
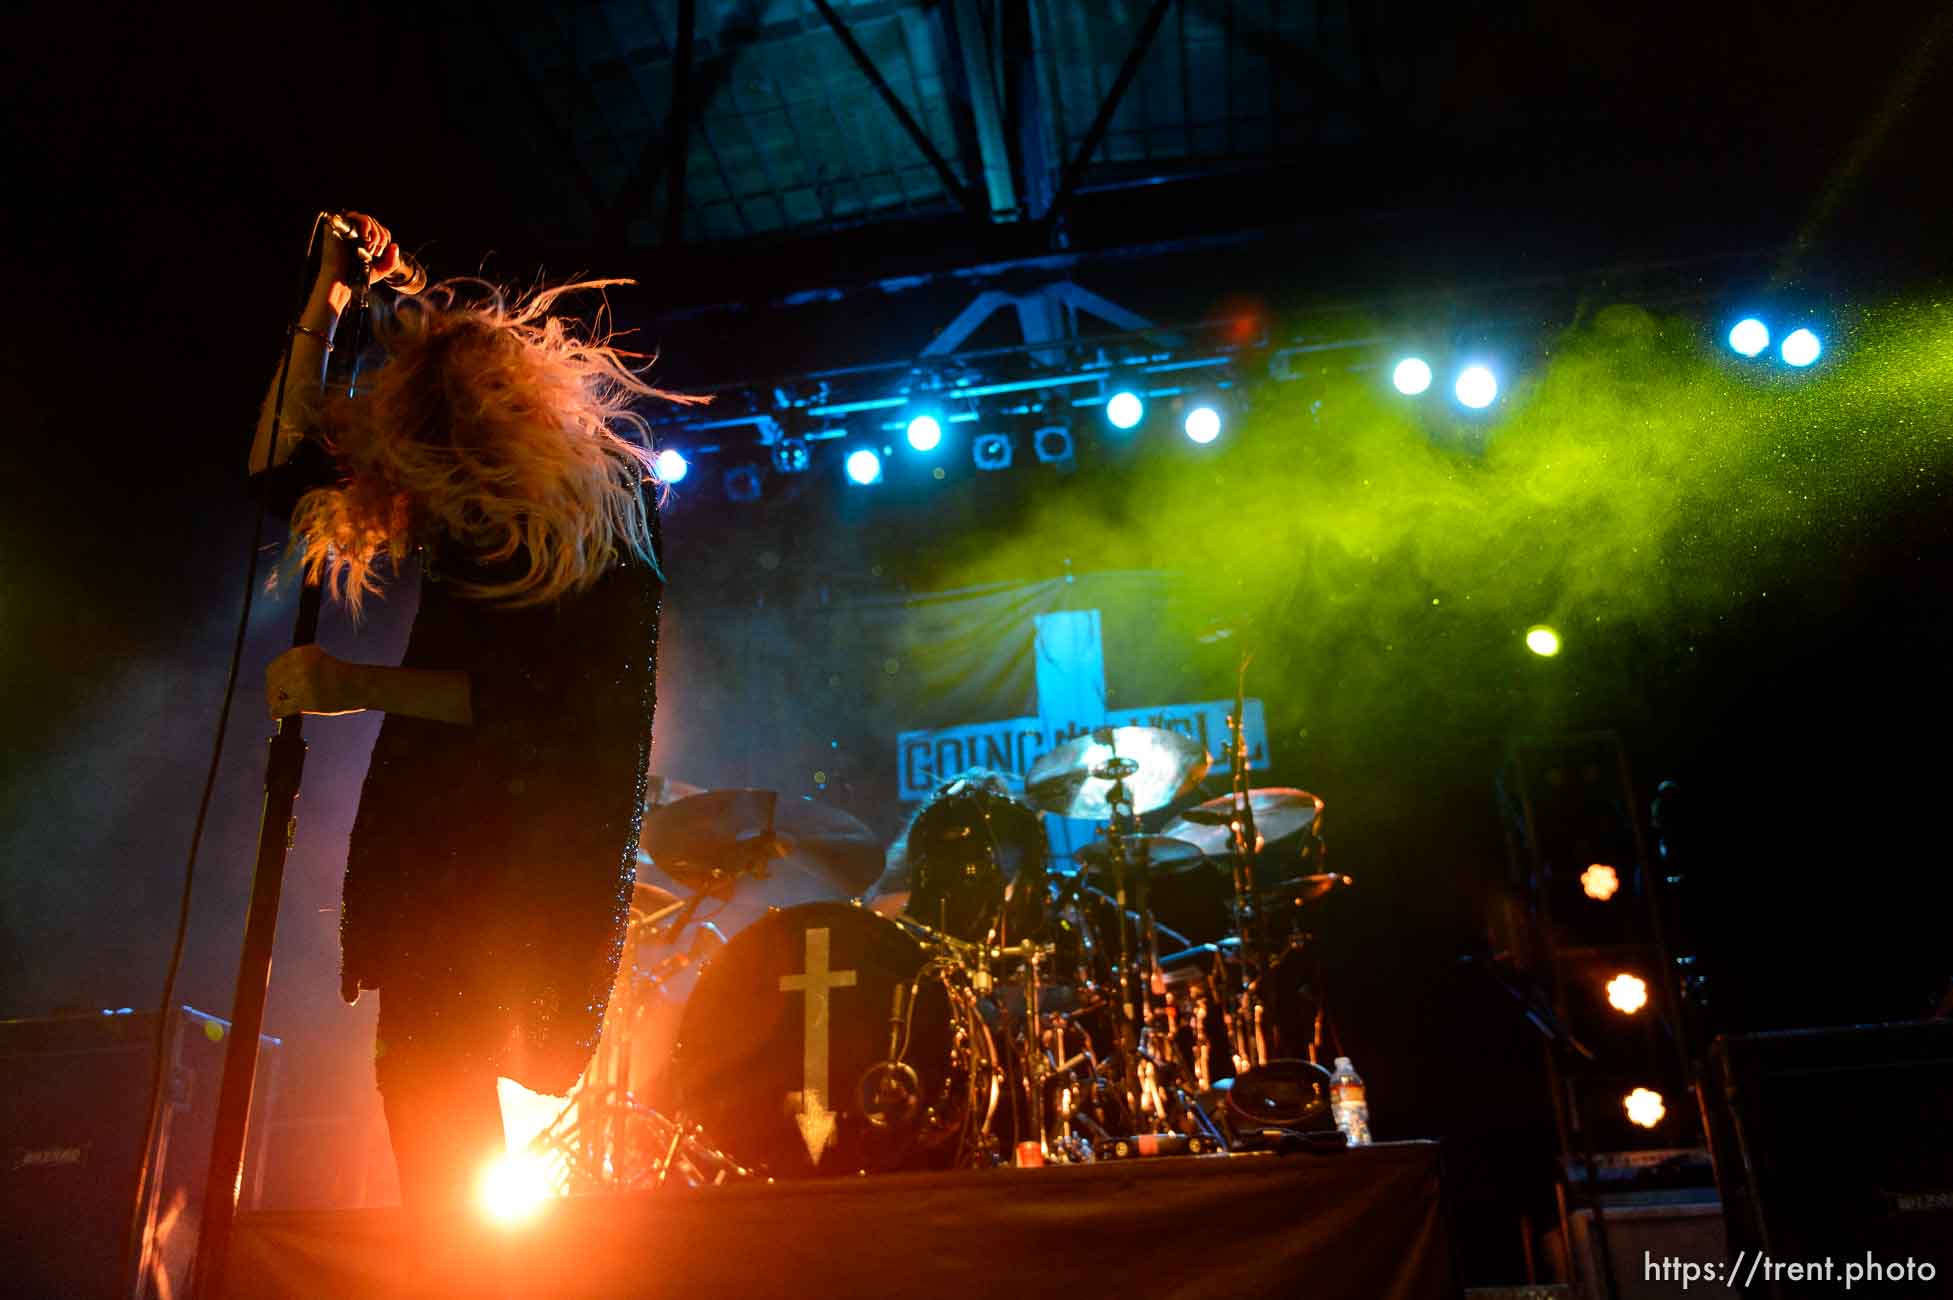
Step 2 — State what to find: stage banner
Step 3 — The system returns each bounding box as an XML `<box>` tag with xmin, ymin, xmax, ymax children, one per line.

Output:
<box><xmin>655</xmin><ymin>569</ymin><xmax>1269</xmax><ymax>862</ymax></box>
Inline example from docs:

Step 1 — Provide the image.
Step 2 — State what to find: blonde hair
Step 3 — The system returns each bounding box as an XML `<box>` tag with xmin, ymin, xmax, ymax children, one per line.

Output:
<box><xmin>289</xmin><ymin>279</ymin><xmax>704</xmax><ymax>612</ymax></box>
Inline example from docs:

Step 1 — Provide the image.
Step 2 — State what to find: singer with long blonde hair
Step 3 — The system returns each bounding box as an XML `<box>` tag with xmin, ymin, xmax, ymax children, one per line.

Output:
<box><xmin>253</xmin><ymin>213</ymin><xmax>701</xmax><ymax>1211</ymax></box>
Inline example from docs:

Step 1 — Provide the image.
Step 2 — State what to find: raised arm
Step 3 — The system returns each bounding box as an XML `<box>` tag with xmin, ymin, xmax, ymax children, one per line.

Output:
<box><xmin>248</xmin><ymin>212</ymin><xmax>405</xmax><ymax>475</ymax></box>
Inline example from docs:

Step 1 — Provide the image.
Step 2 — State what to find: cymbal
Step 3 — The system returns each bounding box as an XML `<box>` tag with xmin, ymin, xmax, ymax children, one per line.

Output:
<box><xmin>631</xmin><ymin>879</ymin><xmax>680</xmax><ymax>918</ymax></box>
<box><xmin>1261</xmin><ymin>873</ymin><xmax>1352</xmax><ymax>909</ymax></box>
<box><xmin>637</xmin><ymin>788</ymin><xmax>884</xmax><ymax>900</ymax></box>
<box><xmin>643</xmin><ymin>775</ymin><xmax>707</xmax><ymax>809</ymax></box>
<box><xmin>1075</xmin><ymin>835</ymin><xmax>1206</xmax><ymax>879</ymax></box>
<box><xmin>1025</xmin><ymin>727</ymin><xmax>1211</xmax><ymax>820</ymax></box>
<box><xmin>1161</xmin><ymin>788</ymin><xmax>1323</xmax><ymax>856</ymax></box>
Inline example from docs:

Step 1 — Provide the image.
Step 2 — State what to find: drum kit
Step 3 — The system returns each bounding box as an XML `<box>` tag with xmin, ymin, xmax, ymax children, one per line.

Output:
<box><xmin>523</xmin><ymin>711</ymin><xmax>1357</xmax><ymax>1190</ymax></box>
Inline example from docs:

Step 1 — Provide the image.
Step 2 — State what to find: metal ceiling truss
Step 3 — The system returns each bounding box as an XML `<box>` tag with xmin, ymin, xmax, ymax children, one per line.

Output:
<box><xmin>465</xmin><ymin>0</ymin><xmax>1410</xmax><ymax>250</ymax></box>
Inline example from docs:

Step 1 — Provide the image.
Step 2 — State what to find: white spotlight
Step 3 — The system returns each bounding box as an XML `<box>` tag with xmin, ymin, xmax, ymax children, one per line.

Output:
<box><xmin>1184</xmin><ymin>406</ymin><xmax>1222</xmax><ymax>444</ymax></box>
<box><xmin>1106</xmin><ymin>391</ymin><xmax>1145</xmax><ymax>430</ymax></box>
<box><xmin>845</xmin><ymin>448</ymin><xmax>883</xmax><ymax>485</ymax></box>
<box><xmin>906</xmin><ymin>414</ymin><xmax>943</xmax><ymax>452</ymax></box>
<box><xmin>653</xmin><ymin>449</ymin><xmax>689</xmax><ymax>483</ymax></box>
<box><xmin>1780</xmin><ymin>328</ymin><xmax>1822</xmax><ymax>368</ymax></box>
<box><xmin>1392</xmin><ymin>357</ymin><xmax>1433</xmax><ymax>396</ymax></box>
<box><xmin>1728</xmin><ymin>318</ymin><xmax>1770</xmax><ymax>357</ymax></box>
<box><xmin>1454</xmin><ymin>365</ymin><xmax>1499</xmax><ymax>410</ymax></box>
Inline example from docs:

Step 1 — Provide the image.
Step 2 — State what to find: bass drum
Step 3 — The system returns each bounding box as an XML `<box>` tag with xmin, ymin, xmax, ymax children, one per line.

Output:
<box><xmin>672</xmin><ymin>902</ymin><xmax>999</xmax><ymax>1177</ymax></box>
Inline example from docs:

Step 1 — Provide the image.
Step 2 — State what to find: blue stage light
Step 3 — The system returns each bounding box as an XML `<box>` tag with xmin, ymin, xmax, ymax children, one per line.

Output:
<box><xmin>1454</xmin><ymin>365</ymin><xmax>1498</xmax><ymax>410</ymax></box>
<box><xmin>1184</xmin><ymin>406</ymin><xmax>1222</xmax><ymax>444</ymax></box>
<box><xmin>1106</xmin><ymin>391</ymin><xmax>1145</xmax><ymax>430</ymax></box>
<box><xmin>1780</xmin><ymin>328</ymin><xmax>1822</xmax><ymax>367</ymax></box>
<box><xmin>1727</xmin><ymin>318</ymin><xmax>1770</xmax><ymax>358</ymax></box>
<box><xmin>653</xmin><ymin>449</ymin><xmax>689</xmax><ymax>483</ymax></box>
<box><xmin>972</xmin><ymin>432</ymin><xmax>1013</xmax><ymax>471</ymax></box>
<box><xmin>906</xmin><ymin>414</ymin><xmax>943</xmax><ymax>452</ymax></box>
<box><xmin>1392</xmin><ymin>358</ymin><xmax>1433</xmax><ymax>396</ymax></box>
<box><xmin>845</xmin><ymin>448</ymin><xmax>883</xmax><ymax>485</ymax></box>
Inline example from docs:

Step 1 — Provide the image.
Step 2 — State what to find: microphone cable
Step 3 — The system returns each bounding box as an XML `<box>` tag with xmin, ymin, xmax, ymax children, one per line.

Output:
<box><xmin>122</xmin><ymin>213</ymin><xmax>329</xmax><ymax>1294</ymax></box>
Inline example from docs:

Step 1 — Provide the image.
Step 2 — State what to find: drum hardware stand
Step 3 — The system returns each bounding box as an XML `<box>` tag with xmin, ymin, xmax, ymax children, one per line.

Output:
<box><xmin>535</xmin><ymin>893</ymin><xmax>750</xmax><ymax>1193</ymax></box>
<box><xmin>1221</xmin><ymin>654</ymin><xmax>1271</xmax><ymax>1074</ymax></box>
<box><xmin>1091</xmin><ymin>754</ymin><xmax>1150</xmax><ymax>1124</ymax></box>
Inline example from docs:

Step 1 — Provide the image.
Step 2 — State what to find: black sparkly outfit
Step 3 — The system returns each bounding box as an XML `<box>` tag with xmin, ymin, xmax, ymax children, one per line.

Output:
<box><xmin>255</xmin><ymin>443</ymin><xmax>659</xmax><ymax>1204</ymax></box>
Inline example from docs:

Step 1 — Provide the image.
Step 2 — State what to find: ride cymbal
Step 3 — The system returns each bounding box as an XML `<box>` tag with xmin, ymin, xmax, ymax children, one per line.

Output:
<box><xmin>638</xmin><ymin>788</ymin><xmax>884</xmax><ymax>900</ymax></box>
<box><xmin>1025</xmin><ymin>726</ymin><xmax>1210</xmax><ymax>819</ymax></box>
<box><xmin>1161</xmin><ymin>787</ymin><xmax>1323</xmax><ymax>856</ymax></box>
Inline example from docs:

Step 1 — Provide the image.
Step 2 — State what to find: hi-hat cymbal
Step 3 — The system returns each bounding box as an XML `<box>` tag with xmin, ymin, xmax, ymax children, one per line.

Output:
<box><xmin>631</xmin><ymin>879</ymin><xmax>680</xmax><ymax>918</ymax></box>
<box><xmin>1075</xmin><ymin>835</ymin><xmax>1206</xmax><ymax>879</ymax></box>
<box><xmin>637</xmin><ymin>788</ymin><xmax>884</xmax><ymax>900</ymax></box>
<box><xmin>1260</xmin><ymin>873</ymin><xmax>1352</xmax><ymax>909</ymax></box>
<box><xmin>1025</xmin><ymin>727</ymin><xmax>1211</xmax><ymax>820</ymax></box>
<box><xmin>643</xmin><ymin>775</ymin><xmax>707</xmax><ymax>809</ymax></box>
<box><xmin>1161</xmin><ymin>788</ymin><xmax>1323</xmax><ymax>856</ymax></box>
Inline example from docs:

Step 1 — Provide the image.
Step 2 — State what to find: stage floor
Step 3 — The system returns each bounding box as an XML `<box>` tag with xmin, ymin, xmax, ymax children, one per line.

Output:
<box><xmin>228</xmin><ymin>1140</ymin><xmax>1457</xmax><ymax>1299</ymax></box>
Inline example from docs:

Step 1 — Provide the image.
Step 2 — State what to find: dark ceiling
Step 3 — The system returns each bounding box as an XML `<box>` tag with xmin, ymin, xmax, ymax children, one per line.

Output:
<box><xmin>366</xmin><ymin>0</ymin><xmax>1950</xmax><ymax>382</ymax></box>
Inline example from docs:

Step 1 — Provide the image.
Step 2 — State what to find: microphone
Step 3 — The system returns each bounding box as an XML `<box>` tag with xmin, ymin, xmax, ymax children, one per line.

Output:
<box><xmin>322</xmin><ymin>211</ymin><xmax>428</xmax><ymax>295</ymax></box>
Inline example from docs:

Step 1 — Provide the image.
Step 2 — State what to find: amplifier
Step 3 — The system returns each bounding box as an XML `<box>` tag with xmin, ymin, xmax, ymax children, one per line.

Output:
<box><xmin>1703</xmin><ymin>1020</ymin><xmax>1953</xmax><ymax>1298</ymax></box>
<box><xmin>0</xmin><ymin>1006</ymin><xmax>280</xmax><ymax>1300</ymax></box>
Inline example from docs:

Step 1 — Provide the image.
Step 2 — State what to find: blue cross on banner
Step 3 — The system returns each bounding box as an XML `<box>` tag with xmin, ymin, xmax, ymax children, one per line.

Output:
<box><xmin>895</xmin><ymin>610</ymin><xmax>1269</xmax><ymax>867</ymax></box>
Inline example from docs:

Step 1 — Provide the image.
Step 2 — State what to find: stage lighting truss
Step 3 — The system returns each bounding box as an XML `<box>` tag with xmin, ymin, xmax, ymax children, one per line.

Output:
<box><xmin>972</xmin><ymin>432</ymin><xmax>1014</xmax><ymax>471</ymax></box>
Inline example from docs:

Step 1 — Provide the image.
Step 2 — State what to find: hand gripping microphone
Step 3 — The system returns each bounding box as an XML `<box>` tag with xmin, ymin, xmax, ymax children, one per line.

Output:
<box><xmin>322</xmin><ymin>211</ymin><xmax>429</xmax><ymax>295</ymax></box>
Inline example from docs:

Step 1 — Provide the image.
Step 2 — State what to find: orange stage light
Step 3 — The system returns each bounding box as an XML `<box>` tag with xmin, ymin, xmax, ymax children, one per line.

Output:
<box><xmin>1580</xmin><ymin>863</ymin><xmax>1620</xmax><ymax>901</ymax></box>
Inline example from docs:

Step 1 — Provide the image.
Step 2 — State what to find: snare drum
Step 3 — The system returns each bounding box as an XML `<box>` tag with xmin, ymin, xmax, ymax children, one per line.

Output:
<box><xmin>672</xmin><ymin>902</ymin><xmax>999</xmax><ymax>1176</ymax></box>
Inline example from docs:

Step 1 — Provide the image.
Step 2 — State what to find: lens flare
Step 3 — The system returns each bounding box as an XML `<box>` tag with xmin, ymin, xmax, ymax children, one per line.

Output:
<box><xmin>1606</xmin><ymin>972</ymin><xmax>1649</xmax><ymax>1014</ymax></box>
<box><xmin>479</xmin><ymin>1152</ymin><xmax>553</xmax><ymax>1225</ymax></box>
<box><xmin>1727</xmin><ymin>318</ymin><xmax>1770</xmax><ymax>357</ymax></box>
<box><xmin>1185</xmin><ymin>406</ymin><xmax>1222</xmax><ymax>444</ymax></box>
<box><xmin>1392</xmin><ymin>357</ymin><xmax>1433</xmax><ymax>395</ymax></box>
<box><xmin>1455</xmin><ymin>365</ymin><xmax>1499</xmax><ymax>409</ymax></box>
<box><xmin>1624</xmin><ymin>1088</ymin><xmax>1666</xmax><ymax>1129</ymax></box>
<box><xmin>846</xmin><ymin>448</ymin><xmax>884</xmax><ymax>484</ymax></box>
<box><xmin>1106</xmin><ymin>391</ymin><xmax>1145</xmax><ymax>430</ymax></box>
<box><xmin>1525</xmin><ymin>625</ymin><xmax>1561</xmax><ymax>657</ymax></box>
<box><xmin>1781</xmin><ymin>328</ymin><xmax>1822</xmax><ymax>367</ymax></box>
<box><xmin>653</xmin><ymin>449</ymin><xmax>689</xmax><ymax>483</ymax></box>
<box><xmin>906</xmin><ymin>415</ymin><xmax>943</xmax><ymax>452</ymax></box>
<box><xmin>1580</xmin><ymin>863</ymin><xmax>1620</xmax><ymax>901</ymax></box>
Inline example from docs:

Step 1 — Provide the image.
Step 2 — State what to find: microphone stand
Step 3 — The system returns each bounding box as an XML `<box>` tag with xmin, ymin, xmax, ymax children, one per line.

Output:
<box><xmin>189</xmin><ymin>276</ymin><xmax>371</xmax><ymax>1300</ymax></box>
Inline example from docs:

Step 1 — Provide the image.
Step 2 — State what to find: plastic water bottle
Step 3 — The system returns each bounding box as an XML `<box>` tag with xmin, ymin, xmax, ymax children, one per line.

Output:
<box><xmin>1329</xmin><ymin>1056</ymin><xmax>1371</xmax><ymax>1145</ymax></box>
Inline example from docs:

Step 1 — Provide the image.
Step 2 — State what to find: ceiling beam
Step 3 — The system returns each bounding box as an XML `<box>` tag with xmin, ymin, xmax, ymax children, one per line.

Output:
<box><xmin>944</xmin><ymin>0</ymin><xmax>1019</xmax><ymax>221</ymax></box>
<box><xmin>662</xmin><ymin>0</ymin><xmax>696</xmax><ymax>246</ymax></box>
<box><xmin>1042</xmin><ymin>0</ymin><xmax>1176</xmax><ymax>235</ymax></box>
<box><xmin>473</xmin><ymin>6</ymin><xmax>607</xmax><ymax>228</ymax></box>
<box><xmin>599</xmin><ymin>0</ymin><xmax>764</xmax><ymax>250</ymax></box>
<box><xmin>809</xmin><ymin>0</ymin><xmax>984</xmax><ymax>221</ymax></box>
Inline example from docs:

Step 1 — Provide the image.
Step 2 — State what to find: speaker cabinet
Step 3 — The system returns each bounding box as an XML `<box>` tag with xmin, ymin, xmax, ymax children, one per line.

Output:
<box><xmin>1704</xmin><ymin>1020</ymin><xmax>1953</xmax><ymax>1298</ymax></box>
<box><xmin>0</xmin><ymin>1007</ymin><xmax>280</xmax><ymax>1299</ymax></box>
